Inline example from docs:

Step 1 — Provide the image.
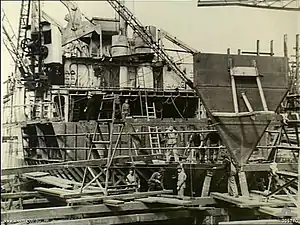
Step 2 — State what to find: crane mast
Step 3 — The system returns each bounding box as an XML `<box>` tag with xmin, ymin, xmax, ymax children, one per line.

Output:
<box><xmin>106</xmin><ymin>0</ymin><xmax>195</xmax><ymax>90</ymax></box>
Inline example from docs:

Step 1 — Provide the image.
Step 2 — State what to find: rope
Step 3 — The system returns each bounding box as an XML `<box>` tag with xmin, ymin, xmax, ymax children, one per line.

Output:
<box><xmin>171</xmin><ymin>96</ymin><xmax>184</xmax><ymax>119</ymax></box>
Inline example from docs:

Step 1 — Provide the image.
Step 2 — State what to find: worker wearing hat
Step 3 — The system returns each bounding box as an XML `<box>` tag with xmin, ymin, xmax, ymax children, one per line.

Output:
<box><xmin>165</xmin><ymin>126</ymin><xmax>179</xmax><ymax>163</ymax></box>
<box><xmin>148</xmin><ymin>168</ymin><xmax>165</xmax><ymax>191</ymax></box>
<box><xmin>215</xmin><ymin>153</ymin><xmax>238</xmax><ymax>197</ymax></box>
<box><xmin>176</xmin><ymin>165</ymin><xmax>187</xmax><ymax>197</ymax></box>
<box><xmin>125</xmin><ymin>167</ymin><xmax>140</xmax><ymax>192</ymax></box>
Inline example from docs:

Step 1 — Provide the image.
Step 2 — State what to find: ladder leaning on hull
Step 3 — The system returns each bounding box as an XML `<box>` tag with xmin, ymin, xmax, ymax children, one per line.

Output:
<box><xmin>137</xmin><ymin>66</ymin><xmax>162</xmax><ymax>155</ymax></box>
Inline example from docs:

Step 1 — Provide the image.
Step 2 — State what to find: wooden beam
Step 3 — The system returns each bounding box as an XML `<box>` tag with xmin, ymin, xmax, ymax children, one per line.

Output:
<box><xmin>103</xmin><ymin>199</ymin><xmax>125</xmax><ymax>206</ymax></box>
<box><xmin>1</xmin><ymin>198</ymin><xmax>50</xmax><ymax>208</ymax></box>
<box><xmin>1</xmin><ymin>191</ymin><xmax>40</xmax><ymax>199</ymax></box>
<box><xmin>136</xmin><ymin>196</ymin><xmax>215</xmax><ymax>206</ymax></box>
<box><xmin>34</xmin><ymin>187</ymin><xmax>105</xmax><ymax>199</ymax></box>
<box><xmin>219</xmin><ymin>220</ymin><xmax>293</xmax><ymax>225</ymax></box>
<box><xmin>66</xmin><ymin>190</ymin><xmax>173</xmax><ymax>204</ymax></box>
<box><xmin>2</xmin><ymin>202</ymin><xmax>151</xmax><ymax>221</ymax></box>
<box><xmin>210</xmin><ymin>192</ymin><xmax>294</xmax><ymax>208</ymax></box>
<box><xmin>242</xmin><ymin>163</ymin><xmax>297</xmax><ymax>172</ymax></box>
<box><xmin>1</xmin><ymin>155</ymin><xmax>161</xmax><ymax>176</ymax></box>
<box><xmin>156</xmin><ymin>195</ymin><xmax>216</xmax><ymax>206</ymax></box>
<box><xmin>1</xmin><ymin>207</ymin><xmax>191</xmax><ymax>225</ymax></box>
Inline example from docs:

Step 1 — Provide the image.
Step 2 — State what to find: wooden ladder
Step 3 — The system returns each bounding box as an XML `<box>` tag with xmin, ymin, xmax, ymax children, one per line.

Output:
<box><xmin>146</xmin><ymin>102</ymin><xmax>161</xmax><ymax>154</ymax></box>
<box><xmin>80</xmin><ymin>94</ymin><xmax>126</xmax><ymax>195</ymax></box>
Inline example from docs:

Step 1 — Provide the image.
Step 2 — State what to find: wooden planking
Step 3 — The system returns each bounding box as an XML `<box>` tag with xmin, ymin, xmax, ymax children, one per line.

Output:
<box><xmin>24</xmin><ymin>175</ymin><xmax>73</xmax><ymax>189</ymax></box>
<box><xmin>242</xmin><ymin>163</ymin><xmax>297</xmax><ymax>172</ymax></box>
<box><xmin>24</xmin><ymin>172</ymin><xmax>50</xmax><ymax>177</ymax></box>
<box><xmin>1</xmin><ymin>202</ymin><xmax>186</xmax><ymax>222</ymax></box>
<box><xmin>103</xmin><ymin>199</ymin><xmax>125</xmax><ymax>206</ymax></box>
<box><xmin>258</xmin><ymin>206</ymin><xmax>299</xmax><ymax>218</ymax></box>
<box><xmin>159</xmin><ymin>195</ymin><xmax>216</xmax><ymax>205</ymax></box>
<box><xmin>210</xmin><ymin>192</ymin><xmax>294</xmax><ymax>208</ymax></box>
<box><xmin>2</xmin><ymin>155</ymin><xmax>161</xmax><ymax>176</ymax></box>
<box><xmin>34</xmin><ymin>187</ymin><xmax>104</xmax><ymax>199</ymax></box>
<box><xmin>1</xmin><ymin>191</ymin><xmax>40</xmax><ymax>199</ymax></box>
<box><xmin>66</xmin><ymin>190</ymin><xmax>173</xmax><ymax>204</ymax></box>
<box><xmin>136</xmin><ymin>196</ymin><xmax>215</xmax><ymax>206</ymax></box>
<box><xmin>277</xmin><ymin>170</ymin><xmax>298</xmax><ymax>178</ymax></box>
<box><xmin>219</xmin><ymin>220</ymin><xmax>293</xmax><ymax>225</ymax></box>
<box><xmin>18</xmin><ymin>210</ymin><xmax>192</xmax><ymax>225</ymax></box>
<box><xmin>251</xmin><ymin>190</ymin><xmax>296</xmax><ymax>202</ymax></box>
<box><xmin>1</xmin><ymin>198</ymin><xmax>50</xmax><ymax>209</ymax></box>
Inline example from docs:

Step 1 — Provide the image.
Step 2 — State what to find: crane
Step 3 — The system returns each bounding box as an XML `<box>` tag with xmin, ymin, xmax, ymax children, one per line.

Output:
<box><xmin>197</xmin><ymin>0</ymin><xmax>300</xmax><ymax>11</ymax></box>
<box><xmin>106</xmin><ymin>0</ymin><xmax>195</xmax><ymax>90</ymax></box>
<box><xmin>2</xmin><ymin>10</ymin><xmax>33</xmax><ymax>84</ymax></box>
<box><xmin>41</xmin><ymin>11</ymin><xmax>63</xmax><ymax>33</ymax></box>
<box><xmin>158</xmin><ymin>28</ymin><xmax>199</xmax><ymax>55</ymax></box>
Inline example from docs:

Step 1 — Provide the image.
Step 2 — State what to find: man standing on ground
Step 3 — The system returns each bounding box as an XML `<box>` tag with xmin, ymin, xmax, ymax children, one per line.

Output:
<box><xmin>177</xmin><ymin>165</ymin><xmax>187</xmax><ymax>197</ymax></box>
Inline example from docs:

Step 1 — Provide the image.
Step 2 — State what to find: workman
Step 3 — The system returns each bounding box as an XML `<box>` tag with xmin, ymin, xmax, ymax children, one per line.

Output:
<box><xmin>223</xmin><ymin>154</ymin><xmax>239</xmax><ymax>197</ymax></box>
<box><xmin>176</xmin><ymin>165</ymin><xmax>187</xmax><ymax>197</ymax></box>
<box><xmin>148</xmin><ymin>168</ymin><xmax>164</xmax><ymax>191</ymax></box>
<box><xmin>121</xmin><ymin>99</ymin><xmax>130</xmax><ymax>119</ymax></box>
<box><xmin>125</xmin><ymin>168</ymin><xmax>140</xmax><ymax>192</ymax></box>
<box><xmin>186</xmin><ymin>125</ymin><xmax>203</xmax><ymax>163</ymax></box>
<box><xmin>165</xmin><ymin>126</ymin><xmax>179</xmax><ymax>163</ymax></box>
<box><xmin>205</xmin><ymin>120</ymin><xmax>222</xmax><ymax>163</ymax></box>
<box><xmin>84</xmin><ymin>92</ymin><xmax>95</xmax><ymax>121</ymax></box>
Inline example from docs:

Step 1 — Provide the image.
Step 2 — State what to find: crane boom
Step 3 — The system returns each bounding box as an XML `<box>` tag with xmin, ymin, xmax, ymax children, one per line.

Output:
<box><xmin>2</xmin><ymin>11</ymin><xmax>32</xmax><ymax>78</ymax></box>
<box><xmin>41</xmin><ymin>11</ymin><xmax>63</xmax><ymax>32</ymax></box>
<box><xmin>158</xmin><ymin>28</ymin><xmax>198</xmax><ymax>54</ymax></box>
<box><xmin>106</xmin><ymin>0</ymin><xmax>195</xmax><ymax>89</ymax></box>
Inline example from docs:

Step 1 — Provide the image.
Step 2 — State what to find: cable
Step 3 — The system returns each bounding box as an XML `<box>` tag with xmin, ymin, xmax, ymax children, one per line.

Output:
<box><xmin>171</xmin><ymin>96</ymin><xmax>184</xmax><ymax>119</ymax></box>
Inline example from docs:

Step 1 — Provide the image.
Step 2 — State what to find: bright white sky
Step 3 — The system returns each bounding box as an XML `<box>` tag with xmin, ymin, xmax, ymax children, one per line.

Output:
<box><xmin>1</xmin><ymin>0</ymin><xmax>299</xmax><ymax>82</ymax></box>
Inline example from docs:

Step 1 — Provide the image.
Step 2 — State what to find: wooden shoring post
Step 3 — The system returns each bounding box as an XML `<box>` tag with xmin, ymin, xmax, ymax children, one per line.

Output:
<box><xmin>284</xmin><ymin>34</ymin><xmax>288</xmax><ymax>58</ymax></box>
<box><xmin>253</xmin><ymin>60</ymin><xmax>268</xmax><ymax>111</ymax></box>
<box><xmin>266</xmin><ymin>178</ymin><xmax>297</xmax><ymax>198</ymax></box>
<box><xmin>87</xmin><ymin>167</ymin><xmax>104</xmax><ymax>189</ymax></box>
<box><xmin>104</xmin><ymin>95</ymin><xmax>117</xmax><ymax>195</ymax></box>
<box><xmin>282</xmin><ymin>126</ymin><xmax>298</xmax><ymax>161</ymax></box>
<box><xmin>82</xmin><ymin>169</ymin><xmax>105</xmax><ymax>191</ymax></box>
<box><xmin>228</xmin><ymin>58</ymin><xmax>239</xmax><ymax>113</ymax></box>
<box><xmin>270</xmin><ymin>40</ymin><xmax>274</xmax><ymax>56</ymax></box>
<box><xmin>80</xmin><ymin>121</ymin><xmax>100</xmax><ymax>193</ymax></box>
<box><xmin>296</xmin><ymin>34</ymin><xmax>299</xmax><ymax>94</ymax></box>
<box><xmin>241</xmin><ymin>92</ymin><xmax>253</xmax><ymax>112</ymax></box>
<box><xmin>238</xmin><ymin>170</ymin><xmax>249</xmax><ymax>197</ymax></box>
<box><xmin>274</xmin><ymin>177</ymin><xmax>299</xmax><ymax>208</ymax></box>
<box><xmin>201</xmin><ymin>170</ymin><xmax>213</xmax><ymax>197</ymax></box>
<box><xmin>107</xmin><ymin>125</ymin><xmax>125</xmax><ymax>170</ymax></box>
<box><xmin>64</xmin><ymin>123</ymin><xmax>67</xmax><ymax>160</ymax></box>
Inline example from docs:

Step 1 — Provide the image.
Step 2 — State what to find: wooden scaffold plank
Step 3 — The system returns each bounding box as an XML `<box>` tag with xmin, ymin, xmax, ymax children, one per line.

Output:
<box><xmin>15</xmin><ymin>210</ymin><xmax>192</xmax><ymax>225</ymax></box>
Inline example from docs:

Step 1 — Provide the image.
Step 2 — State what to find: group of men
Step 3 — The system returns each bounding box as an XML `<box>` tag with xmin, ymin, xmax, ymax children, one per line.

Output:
<box><xmin>126</xmin><ymin>158</ymin><xmax>238</xmax><ymax>198</ymax></box>
<box><xmin>85</xmin><ymin>94</ymin><xmax>131</xmax><ymax>121</ymax></box>
<box><xmin>125</xmin><ymin>165</ymin><xmax>187</xmax><ymax>197</ymax></box>
<box><xmin>164</xmin><ymin>122</ymin><xmax>222</xmax><ymax>164</ymax></box>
